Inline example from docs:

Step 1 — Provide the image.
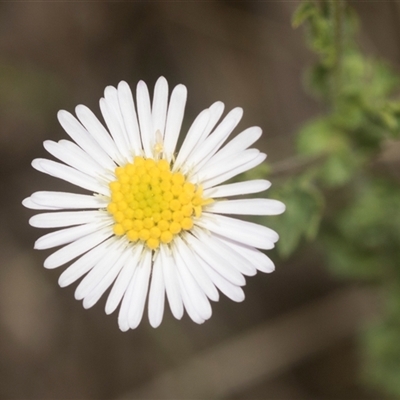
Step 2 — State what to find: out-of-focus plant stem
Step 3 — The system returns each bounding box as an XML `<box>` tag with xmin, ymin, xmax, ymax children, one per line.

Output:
<box><xmin>270</xmin><ymin>154</ymin><xmax>326</xmax><ymax>178</ymax></box>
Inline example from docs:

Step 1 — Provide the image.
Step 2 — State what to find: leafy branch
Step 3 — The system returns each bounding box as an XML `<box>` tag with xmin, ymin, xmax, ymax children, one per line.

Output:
<box><xmin>248</xmin><ymin>0</ymin><xmax>400</xmax><ymax>396</ymax></box>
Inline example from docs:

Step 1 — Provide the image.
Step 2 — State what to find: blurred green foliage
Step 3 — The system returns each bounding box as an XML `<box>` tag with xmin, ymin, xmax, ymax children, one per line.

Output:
<box><xmin>268</xmin><ymin>176</ymin><xmax>324</xmax><ymax>258</ymax></box>
<box><xmin>323</xmin><ymin>179</ymin><xmax>400</xmax><ymax>280</ymax></box>
<box><xmin>248</xmin><ymin>0</ymin><xmax>400</xmax><ymax>396</ymax></box>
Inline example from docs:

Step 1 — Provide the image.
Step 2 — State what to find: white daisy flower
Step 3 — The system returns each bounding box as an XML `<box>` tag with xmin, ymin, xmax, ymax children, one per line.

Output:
<box><xmin>23</xmin><ymin>77</ymin><xmax>285</xmax><ymax>331</ymax></box>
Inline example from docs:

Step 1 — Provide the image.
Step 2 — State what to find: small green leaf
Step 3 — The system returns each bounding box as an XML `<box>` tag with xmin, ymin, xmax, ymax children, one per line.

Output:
<box><xmin>268</xmin><ymin>178</ymin><xmax>324</xmax><ymax>258</ymax></box>
<box><xmin>292</xmin><ymin>1</ymin><xmax>316</xmax><ymax>28</ymax></box>
<box><xmin>306</xmin><ymin>64</ymin><xmax>331</xmax><ymax>99</ymax></box>
<box><xmin>297</xmin><ymin>118</ymin><xmax>349</xmax><ymax>156</ymax></box>
<box><xmin>319</xmin><ymin>149</ymin><xmax>359</xmax><ymax>187</ymax></box>
<box><xmin>380</xmin><ymin>111</ymin><xmax>398</xmax><ymax>131</ymax></box>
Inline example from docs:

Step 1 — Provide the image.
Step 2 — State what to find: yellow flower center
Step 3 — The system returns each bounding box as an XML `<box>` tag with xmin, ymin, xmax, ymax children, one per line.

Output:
<box><xmin>107</xmin><ymin>156</ymin><xmax>213</xmax><ymax>250</ymax></box>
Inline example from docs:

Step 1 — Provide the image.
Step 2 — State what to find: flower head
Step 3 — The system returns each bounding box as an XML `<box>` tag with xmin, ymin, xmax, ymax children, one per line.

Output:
<box><xmin>23</xmin><ymin>77</ymin><xmax>285</xmax><ymax>331</ymax></box>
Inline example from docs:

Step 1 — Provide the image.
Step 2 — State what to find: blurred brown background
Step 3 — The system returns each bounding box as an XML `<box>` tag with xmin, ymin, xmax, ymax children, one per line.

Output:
<box><xmin>0</xmin><ymin>2</ymin><xmax>398</xmax><ymax>399</ymax></box>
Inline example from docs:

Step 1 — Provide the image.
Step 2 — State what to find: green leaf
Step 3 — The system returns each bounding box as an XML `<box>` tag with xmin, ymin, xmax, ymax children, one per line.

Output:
<box><xmin>319</xmin><ymin>149</ymin><xmax>359</xmax><ymax>187</ymax></box>
<box><xmin>367</xmin><ymin>61</ymin><xmax>400</xmax><ymax>98</ymax></box>
<box><xmin>297</xmin><ymin>118</ymin><xmax>349</xmax><ymax>156</ymax></box>
<box><xmin>337</xmin><ymin>179</ymin><xmax>400</xmax><ymax>248</ymax></box>
<box><xmin>380</xmin><ymin>111</ymin><xmax>398</xmax><ymax>131</ymax></box>
<box><xmin>324</xmin><ymin>178</ymin><xmax>400</xmax><ymax>278</ymax></box>
<box><xmin>309</xmin><ymin>17</ymin><xmax>333</xmax><ymax>61</ymax></box>
<box><xmin>323</xmin><ymin>233</ymin><xmax>384</xmax><ymax>280</ymax></box>
<box><xmin>268</xmin><ymin>178</ymin><xmax>324</xmax><ymax>258</ymax></box>
<box><xmin>341</xmin><ymin>51</ymin><xmax>367</xmax><ymax>91</ymax></box>
<box><xmin>333</xmin><ymin>96</ymin><xmax>364</xmax><ymax>130</ymax></box>
<box><xmin>363</xmin><ymin>316</ymin><xmax>400</xmax><ymax>397</ymax></box>
<box><xmin>306</xmin><ymin>64</ymin><xmax>331</xmax><ymax>99</ymax></box>
<box><xmin>292</xmin><ymin>1</ymin><xmax>316</xmax><ymax>28</ymax></box>
<box><xmin>297</xmin><ymin>117</ymin><xmax>362</xmax><ymax>187</ymax></box>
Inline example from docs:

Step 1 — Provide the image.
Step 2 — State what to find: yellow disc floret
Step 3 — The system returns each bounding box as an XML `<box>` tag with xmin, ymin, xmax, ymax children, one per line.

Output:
<box><xmin>107</xmin><ymin>156</ymin><xmax>213</xmax><ymax>250</ymax></box>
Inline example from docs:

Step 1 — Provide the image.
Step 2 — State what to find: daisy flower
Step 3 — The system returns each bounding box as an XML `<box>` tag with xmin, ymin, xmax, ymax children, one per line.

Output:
<box><xmin>23</xmin><ymin>77</ymin><xmax>285</xmax><ymax>331</ymax></box>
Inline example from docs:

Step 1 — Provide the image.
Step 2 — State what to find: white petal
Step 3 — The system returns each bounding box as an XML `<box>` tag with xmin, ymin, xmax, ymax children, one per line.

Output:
<box><xmin>152</xmin><ymin>76</ymin><xmax>169</xmax><ymax>137</ymax></box>
<box><xmin>198</xmin><ymin>256</ymin><xmax>245</xmax><ymax>302</ymax></box>
<box><xmin>22</xmin><ymin>197</ymin><xmax>59</xmax><ymax>210</ymax></box>
<box><xmin>57</xmin><ymin>110</ymin><xmax>115</xmax><ymax>170</ymax></box>
<box><xmin>206</xmin><ymin>198</ymin><xmax>286</xmax><ymax>216</ymax></box>
<box><xmin>189</xmin><ymin>107</ymin><xmax>243</xmax><ymax>173</ymax></box>
<box><xmin>82</xmin><ymin>245</ymin><xmax>132</xmax><ymax>309</ymax></box>
<box><xmin>118</xmin><ymin>266</ymin><xmax>137</xmax><ymax>332</ymax></box>
<box><xmin>100</xmin><ymin>96</ymin><xmax>130</xmax><ymax>164</ymax></box>
<box><xmin>136</xmin><ymin>80</ymin><xmax>154</xmax><ymax>158</ymax></box>
<box><xmin>205</xmin><ymin>126</ymin><xmax>262</xmax><ymax>168</ymax></box>
<box><xmin>103</xmin><ymin>86</ymin><xmax>132</xmax><ymax>160</ymax></box>
<box><xmin>34</xmin><ymin>220</ymin><xmax>110</xmax><ymax>250</ymax></box>
<box><xmin>192</xmin><ymin>228</ymin><xmax>256</xmax><ymax>277</ymax></box>
<box><xmin>59</xmin><ymin>140</ymin><xmax>114</xmax><ymax>181</ymax></box>
<box><xmin>148</xmin><ymin>251</ymin><xmax>165</xmax><ymax>328</ymax></box>
<box><xmin>172</xmin><ymin>243</ymin><xmax>212</xmax><ymax>320</ymax></box>
<box><xmin>173</xmin><ymin>236</ymin><xmax>219</xmax><ymax>301</ymax></box>
<box><xmin>203</xmin><ymin>179</ymin><xmax>271</xmax><ymax>198</ymax></box>
<box><xmin>128</xmin><ymin>249</ymin><xmax>152</xmax><ymax>329</ymax></box>
<box><xmin>74</xmin><ymin>239</ymin><xmax>122</xmax><ymax>301</ymax></box>
<box><xmin>75</xmin><ymin>104</ymin><xmax>121</xmax><ymax>163</ymax></box>
<box><xmin>163</xmin><ymin>84</ymin><xmax>187</xmax><ymax>161</ymax></box>
<box><xmin>198</xmin><ymin>213</ymin><xmax>278</xmax><ymax>249</ymax></box>
<box><xmin>197</xmin><ymin>101</ymin><xmax>225</xmax><ymax>145</ymax></box>
<box><xmin>32</xmin><ymin>158</ymin><xmax>109</xmax><ymax>196</ymax></box>
<box><xmin>176</xmin><ymin>271</ymin><xmax>205</xmax><ymax>324</ymax></box>
<box><xmin>173</xmin><ymin>109</ymin><xmax>210</xmax><ymax>172</ymax></box>
<box><xmin>43</xmin><ymin>140</ymin><xmax>104</xmax><ymax>178</ymax></box>
<box><xmin>29</xmin><ymin>210</ymin><xmax>105</xmax><ymax>228</ymax></box>
<box><xmin>183</xmin><ymin>232</ymin><xmax>246</xmax><ymax>286</ymax></box>
<box><xmin>105</xmin><ymin>243</ymin><xmax>144</xmax><ymax>315</ymax></box>
<box><xmin>104</xmin><ymin>86</ymin><xmax>126</xmax><ymax>130</ymax></box>
<box><xmin>75</xmin><ymin>237</ymin><xmax>122</xmax><ymax>300</ymax></box>
<box><xmin>117</xmin><ymin>248</ymin><xmax>152</xmax><ymax>331</ymax></box>
<box><xmin>29</xmin><ymin>191</ymin><xmax>108</xmax><ymax>210</ymax></box>
<box><xmin>217</xmin><ymin>236</ymin><xmax>275</xmax><ymax>273</ymax></box>
<box><xmin>196</xmin><ymin>148</ymin><xmax>259</xmax><ymax>185</ymax></box>
<box><xmin>160</xmin><ymin>244</ymin><xmax>184</xmax><ymax>319</ymax></box>
<box><xmin>58</xmin><ymin>238</ymin><xmax>113</xmax><ymax>287</ymax></box>
<box><xmin>117</xmin><ymin>81</ymin><xmax>142</xmax><ymax>156</ymax></box>
<box><xmin>43</xmin><ymin>227</ymin><xmax>112</xmax><ymax>269</ymax></box>
<box><xmin>202</xmin><ymin>152</ymin><xmax>267</xmax><ymax>189</ymax></box>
